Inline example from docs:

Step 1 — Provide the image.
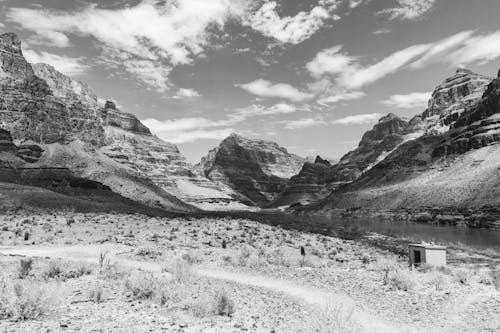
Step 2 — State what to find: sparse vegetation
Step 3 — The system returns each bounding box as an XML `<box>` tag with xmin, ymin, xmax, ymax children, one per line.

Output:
<box><xmin>213</xmin><ymin>290</ymin><xmax>235</xmax><ymax>317</ymax></box>
<box><xmin>17</xmin><ymin>258</ymin><xmax>33</xmax><ymax>279</ymax></box>
<box><xmin>309</xmin><ymin>300</ymin><xmax>361</xmax><ymax>333</ymax></box>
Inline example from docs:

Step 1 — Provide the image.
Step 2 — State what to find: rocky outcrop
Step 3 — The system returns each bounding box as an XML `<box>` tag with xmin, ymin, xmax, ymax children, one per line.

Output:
<box><xmin>198</xmin><ymin>134</ymin><xmax>305</xmax><ymax>206</ymax></box>
<box><xmin>102</xmin><ymin>101</ymin><xmax>152</xmax><ymax>135</ymax></box>
<box><xmin>305</xmin><ymin>69</ymin><xmax>500</xmax><ymax>218</ymax></box>
<box><xmin>423</xmin><ymin>68</ymin><xmax>492</xmax><ymax>126</ymax></box>
<box><xmin>0</xmin><ymin>128</ymin><xmax>16</xmax><ymax>153</ymax></box>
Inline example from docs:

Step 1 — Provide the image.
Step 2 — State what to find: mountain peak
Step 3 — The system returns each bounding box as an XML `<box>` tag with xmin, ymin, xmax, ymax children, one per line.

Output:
<box><xmin>0</xmin><ymin>32</ymin><xmax>22</xmax><ymax>55</ymax></box>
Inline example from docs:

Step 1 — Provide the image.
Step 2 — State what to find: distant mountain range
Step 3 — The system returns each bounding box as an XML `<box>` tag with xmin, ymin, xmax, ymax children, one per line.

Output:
<box><xmin>1</xmin><ymin>32</ymin><xmax>500</xmax><ymax>227</ymax></box>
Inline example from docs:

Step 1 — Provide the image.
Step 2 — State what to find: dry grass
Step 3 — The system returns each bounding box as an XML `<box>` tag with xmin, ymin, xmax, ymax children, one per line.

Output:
<box><xmin>0</xmin><ymin>277</ymin><xmax>61</xmax><ymax>321</ymax></box>
<box><xmin>390</xmin><ymin>270</ymin><xmax>416</xmax><ymax>291</ymax></box>
<box><xmin>309</xmin><ymin>299</ymin><xmax>361</xmax><ymax>333</ymax></box>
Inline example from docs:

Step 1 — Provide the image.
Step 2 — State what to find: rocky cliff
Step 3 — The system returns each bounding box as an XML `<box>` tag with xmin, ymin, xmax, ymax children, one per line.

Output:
<box><xmin>272</xmin><ymin>113</ymin><xmax>425</xmax><ymax>207</ymax></box>
<box><xmin>306</xmin><ymin>69</ymin><xmax>500</xmax><ymax>226</ymax></box>
<box><xmin>198</xmin><ymin>134</ymin><xmax>305</xmax><ymax>206</ymax></box>
<box><xmin>0</xmin><ymin>32</ymin><xmax>250</xmax><ymax>212</ymax></box>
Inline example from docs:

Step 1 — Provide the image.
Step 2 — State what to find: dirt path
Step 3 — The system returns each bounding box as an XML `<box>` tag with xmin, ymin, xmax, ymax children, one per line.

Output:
<box><xmin>0</xmin><ymin>244</ymin><xmax>421</xmax><ymax>333</ymax></box>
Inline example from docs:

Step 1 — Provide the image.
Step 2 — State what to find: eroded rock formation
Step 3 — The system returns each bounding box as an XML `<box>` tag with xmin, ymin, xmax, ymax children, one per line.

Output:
<box><xmin>198</xmin><ymin>134</ymin><xmax>305</xmax><ymax>206</ymax></box>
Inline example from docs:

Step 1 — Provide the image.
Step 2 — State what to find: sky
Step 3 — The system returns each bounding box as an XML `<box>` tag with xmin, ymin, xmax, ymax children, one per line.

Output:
<box><xmin>2</xmin><ymin>0</ymin><xmax>500</xmax><ymax>162</ymax></box>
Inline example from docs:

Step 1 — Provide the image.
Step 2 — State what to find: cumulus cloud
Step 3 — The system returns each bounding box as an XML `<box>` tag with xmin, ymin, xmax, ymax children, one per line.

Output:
<box><xmin>381</xmin><ymin>92</ymin><xmax>431</xmax><ymax>109</ymax></box>
<box><xmin>23</xmin><ymin>49</ymin><xmax>88</xmax><ymax>76</ymax></box>
<box><xmin>173</xmin><ymin>88</ymin><xmax>201</xmax><ymax>99</ymax></box>
<box><xmin>236</xmin><ymin>79</ymin><xmax>313</xmax><ymax>102</ymax></box>
<box><xmin>7</xmin><ymin>0</ymin><xmax>248</xmax><ymax>89</ymax></box>
<box><xmin>378</xmin><ymin>0</ymin><xmax>436</xmax><ymax>21</ymax></box>
<box><xmin>246</xmin><ymin>1</ymin><xmax>330</xmax><ymax>44</ymax></box>
<box><xmin>233</xmin><ymin>103</ymin><xmax>300</xmax><ymax>118</ymax></box>
<box><xmin>373</xmin><ymin>28</ymin><xmax>391</xmax><ymax>35</ymax></box>
<box><xmin>332</xmin><ymin>113</ymin><xmax>383</xmax><ymax>125</ymax></box>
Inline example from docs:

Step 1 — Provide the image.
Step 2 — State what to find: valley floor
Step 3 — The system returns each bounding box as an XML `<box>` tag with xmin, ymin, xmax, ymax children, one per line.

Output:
<box><xmin>0</xmin><ymin>212</ymin><xmax>499</xmax><ymax>332</ymax></box>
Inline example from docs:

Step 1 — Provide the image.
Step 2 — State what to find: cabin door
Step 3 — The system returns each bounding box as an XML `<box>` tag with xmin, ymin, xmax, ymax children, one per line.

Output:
<box><xmin>414</xmin><ymin>250</ymin><xmax>421</xmax><ymax>264</ymax></box>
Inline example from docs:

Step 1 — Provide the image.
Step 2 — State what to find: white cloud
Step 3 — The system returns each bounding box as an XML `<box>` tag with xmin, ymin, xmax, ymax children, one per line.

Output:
<box><xmin>306</xmin><ymin>30</ymin><xmax>500</xmax><ymax>91</ymax></box>
<box><xmin>7</xmin><ymin>0</ymin><xmax>248</xmax><ymax>89</ymax></box>
<box><xmin>373</xmin><ymin>28</ymin><xmax>391</xmax><ymax>35</ymax></box>
<box><xmin>233</xmin><ymin>103</ymin><xmax>299</xmax><ymax>118</ymax></box>
<box><xmin>237</xmin><ymin>79</ymin><xmax>313</xmax><ymax>102</ymax></box>
<box><xmin>122</xmin><ymin>59</ymin><xmax>171</xmax><ymax>92</ymax></box>
<box><xmin>142</xmin><ymin>117</ymin><xmax>233</xmax><ymax>143</ymax></box>
<box><xmin>281</xmin><ymin>117</ymin><xmax>326</xmax><ymax>130</ymax></box>
<box><xmin>173</xmin><ymin>88</ymin><xmax>201</xmax><ymax>99</ymax></box>
<box><xmin>317</xmin><ymin>91</ymin><xmax>365</xmax><ymax>105</ymax></box>
<box><xmin>332</xmin><ymin>113</ymin><xmax>383</xmax><ymax>125</ymax></box>
<box><xmin>23</xmin><ymin>49</ymin><xmax>88</xmax><ymax>76</ymax></box>
<box><xmin>381</xmin><ymin>92</ymin><xmax>431</xmax><ymax>109</ymax></box>
<box><xmin>246</xmin><ymin>1</ymin><xmax>329</xmax><ymax>44</ymax></box>
<box><xmin>378</xmin><ymin>0</ymin><xmax>436</xmax><ymax>21</ymax></box>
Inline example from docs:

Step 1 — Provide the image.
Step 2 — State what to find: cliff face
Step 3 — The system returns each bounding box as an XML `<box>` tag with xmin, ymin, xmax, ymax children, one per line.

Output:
<box><xmin>198</xmin><ymin>134</ymin><xmax>305</xmax><ymax>206</ymax></box>
<box><xmin>307</xmin><ymin>69</ymin><xmax>500</xmax><ymax>218</ymax></box>
<box><xmin>272</xmin><ymin>114</ymin><xmax>424</xmax><ymax>207</ymax></box>
<box><xmin>0</xmin><ymin>32</ymin><xmax>251</xmax><ymax>212</ymax></box>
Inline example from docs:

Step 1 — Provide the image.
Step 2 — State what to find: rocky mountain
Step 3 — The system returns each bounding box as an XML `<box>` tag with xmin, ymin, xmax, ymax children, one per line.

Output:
<box><xmin>0</xmin><ymin>32</ymin><xmax>249</xmax><ymax>212</ymax></box>
<box><xmin>304</xmin><ymin>69</ymin><xmax>500</xmax><ymax>228</ymax></box>
<box><xmin>197</xmin><ymin>134</ymin><xmax>305</xmax><ymax>206</ymax></box>
<box><xmin>273</xmin><ymin>113</ymin><xmax>425</xmax><ymax>207</ymax></box>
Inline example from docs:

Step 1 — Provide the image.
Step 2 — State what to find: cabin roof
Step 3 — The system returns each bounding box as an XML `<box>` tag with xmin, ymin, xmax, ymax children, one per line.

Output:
<box><xmin>409</xmin><ymin>243</ymin><xmax>447</xmax><ymax>250</ymax></box>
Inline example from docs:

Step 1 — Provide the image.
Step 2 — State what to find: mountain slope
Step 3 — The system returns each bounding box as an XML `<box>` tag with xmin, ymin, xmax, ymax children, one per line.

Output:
<box><xmin>306</xmin><ymin>69</ymin><xmax>500</xmax><ymax>226</ymax></box>
<box><xmin>198</xmin><ymin>134</ymin><xmax>305</xmax><ymax>206</ymax></box>
<box><xmin>0</xmin><ymin>32</ymin><xmax>250</xmax><ymax>212</ymax></box>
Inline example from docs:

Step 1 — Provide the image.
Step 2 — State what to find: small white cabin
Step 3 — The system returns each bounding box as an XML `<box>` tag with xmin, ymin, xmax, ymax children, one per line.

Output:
<box><xmin>408</xmin><ymin>243</ymin><xmax>447</xmax><ymax>268</ymax></box>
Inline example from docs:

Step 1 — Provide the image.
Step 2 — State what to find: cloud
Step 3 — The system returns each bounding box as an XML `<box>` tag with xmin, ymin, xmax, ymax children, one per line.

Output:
<box><xmin>173</xmin><ymin>88</ymin><xmax>201</xmax><ymax>99</ymax></box>
<box><xmin>307</xmin><ymin>44</ymin><xmax>431</xmax><ymax>89</ymax></box>
<box><xmin>23</xmin><ymin>49</ymin><xmax>88</xmax><ymax>75</ymax></box>
<box><xmin>280</xmin><ymin>117</ymin><xmax>326</xmax><ymax>129</ymax></box>
<box><xmin>142</xmin><ymin>117</ymin><xmax>233</xmax><ymax>143</ymax></box>
<box><xmin>332</xmin><ymin>113</ymin><xmax>383</xmax><ymax>125</ymax></box>
<box><xmin>246</xmin><ymin>1</ymin><xmax>330</xmax><ymax>44</ymax></box>
<box><xmin>237</xmin><ymin>79</ymin><xmax>313</xmax><ymax>102</ymax></box>
<box><xmin>233</xmin><ymin>103</ymin><xmax>299</xmax><ymax>119</ymax></box>
<box><xmin>306</xmin><ymin>30</ymin><xmax>500</xmax><ymax>91</ymax></box>
<box><xmin>7</xmin><ymin>0</ymin><xmax>248</xmax><ymax>89</ymax></box>
<box><xmin>381</xmin><ymin>92</ymin><xmax>431</xmax><ymax>109</ymax></box>
<box><xmin>122</xmin><ymin>59</ymin><xmax>171</xmax><ymax>92</ymax></box>
<box><xmin>378</xmin><ymin>0</ymin><xmax>436</xmax><ymax>21</ymax></box>
<box><xmin>317</xmin><ymin>91</ymin><xmax>365</xmax><ymax>105</ymax></box>
<box><xmin>373</xmin><ymin>28</ymin><xmax>391</xmax><ymax>35</ymax></box>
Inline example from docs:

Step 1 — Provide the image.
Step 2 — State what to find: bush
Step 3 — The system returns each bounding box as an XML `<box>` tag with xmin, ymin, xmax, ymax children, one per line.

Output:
<box><xmin>491</xmin><ymin>266</ymin><xmax>500</xmax><ymax>291</ymax></box>
<box><xmin>429</xmin><ymin>271</ymin><xmax>447</xmax><ymax>291</ymax></box>
<box><xmin>361</xmin><ymin>253</ymin><xmax>370</xmax><ymax>265</ymax></box>
<box><xmin>124</xmin><ymin>275</ymin><xmax>157</xmax><ymax>300</ymax></box>
<box><xmin>18</xmin><ymin>258</ymin><xmax>33</xmax><ymax>279</ymax></box>
<box><xmin>309</xmin><ymin>300</ymin><xmax>361</xmax><ymax>333</ymax></box>
<box><xmin>88</xmin><ymin>283</ymin><xmax>104</xmax><ymax>303</ymax></box>
<box><xmin>23</xmin><ymin>231</ymin><xmax>30</xmax><ymax>241</ymax></box>
<box><xmin>238</xmin><ymin>247</ymin><xmax>251</xmax><ymax>266</ymax></box>
<box><xmin>454</xmin><ymin>268</ymin><xmax>471</xmax><ymax>285</ymax></box>
<box><xmin>390</xmin><ymin>270</ymin><xmax>416</xmax><ymax>291</ymax></box>
<box><xmin>0</xmin><ymin>279</ymin><xmax>58</xmax><ymax>321</ymax></box>
<box><xmin>43</xmin><ymin>261</ymin><xmax>63</xmax><ymax>280</ymax></box>
<box><xmin>213</xmin><ymin>290</ymin><xmax>234</xmax><ymax>317</ymax></box>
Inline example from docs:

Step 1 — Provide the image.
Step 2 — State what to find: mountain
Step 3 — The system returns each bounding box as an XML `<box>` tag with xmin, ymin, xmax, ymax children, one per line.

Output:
<box><xmin>0</xmin><ymin>32</ymin><xmax>249</xmax><ymax>212</ymax></box>
<box><xmin>197</xmin><ymin>133</ymin><xmax>306</xmax><ymax>206</ymax></box>
<box><xmin>304</xmin><ymin>69</ymin><xmax>500</xmax><ymax>228</ymax></box>
<box><xmin>273</xmin><ymin>113</ymin><xmax>425</xmax><ymax>207</ymax></box>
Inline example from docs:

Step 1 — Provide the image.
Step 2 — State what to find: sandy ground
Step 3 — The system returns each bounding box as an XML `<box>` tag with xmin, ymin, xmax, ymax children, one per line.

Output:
<box><xmin>0</xmin><ymin>212</ymin><xmax>499</xmax><ymax>332</ymax></box>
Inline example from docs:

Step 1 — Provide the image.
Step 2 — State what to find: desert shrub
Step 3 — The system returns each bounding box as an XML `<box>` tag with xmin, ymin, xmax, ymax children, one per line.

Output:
<box><xmin>88</xmin><ymin>283</ymin><xmax>104</xmax><ymax>303</ymax></box>
<box><xmin>136</xmin><ymin>247</ymin><xmax>161</xmax><ymax>259</ymax></box>
<box><xmin>190</xmin><ymin>295</ymin><xmax>213</xmax><ymax>318</ymax></box>
<box><xmin>222</xmin><ymin>255</ymin><xmax>233</xmax><ymax>265</ymax></box>
<box><xmin>429</xmin><ymin>271</ymin><xmax>447</xmax><ymax>291</ymax></box>
<box><xmin>238</xmin><ymin>246</ymin><xmax>251</xmax><ymax>266</ymax></box>
<box><xmin>18</xmin><ymin>258</ymin><xmax>33</xmax><ymax>279</ymax></box>
<box><xmin>361</xmin><ymin>253</ymin><xmax>370</xmax><ymax>265</ymax></box>
<box><xmin>491</xmin><ymin>266</ymin><xmax>500</xmax><ymax>291</ymax></box>
<box><xmin>23</xmin><ymin>231</ymin><xmax>30</xmax><ymax>241</ymax></box>
<box><xmin>0</xmin><ymin>279</ymin><xmax>58</xmax><ymax>321</ymax></box>
<box><xmin>213</xmin><ymin>290</ymin><xmax>235</xmax><ymax>317</ymax></box>
<box><xmin>98</xmin><ymin>251</ymin><xmax>110</xmax><ymax>269</ymax></box>
<box><xmin>76</xmin><ymin>262</ymin><xmax>93</xmax><ymax>276</ymax></box>
<box><xmin>375</xmin><ymin>259</ymin><xmax>396</xmax><ymax>285</ymax></box>
<box><xmin>181</xmin><ymin>252</ymin><xmax>202</xmax><ymax>265</ymax></box>
<box><xmin>66</xmin><ymin>216</ymin><xmax>75</xmax><ymax>226</ymax></box>
<box><xmin>309</xmin><ymin>300</ymin><xmax>361</xmax><ymax>333</ymax></box>
<box><xmin>266</xmin><ymin>248</ymin><xmax>291</xmax><ymax>267</ymax></box>
<box><xmin>390</xmin><ymin>270</ymin><xmax>416</xmax><ymax>291</ymax></box>
<box><xmin>454</xmin><ymin>268</ymin><xmax>471</xmax><ymax>285</ymax></box>
<box><xmin>42</xmin><ymin>261</ymin><xmax>63</xmax><ymax>280</ymax></box>
<box><xmin>124</xmin><ymin>275</ymin><xmax>157</xmax><ymax>300</ymax></box>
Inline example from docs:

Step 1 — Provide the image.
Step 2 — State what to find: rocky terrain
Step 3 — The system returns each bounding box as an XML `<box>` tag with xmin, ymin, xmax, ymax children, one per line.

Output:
<box><xmin>198</xmin><ymin>134</ymin><xmax>305</xmax><ymax>206</ymax></box>
<box><xmin>0</xmin><ymin>211</ymin><xmax>499</xmax><ymax>332</ymax></box>
<box><xmin>304</xmin><ymin>69</ymin><xmax>500</xmax><ymax>226</ymax></box>
<box><xmin>0</xmin><ymin>32</ymin><xmax>251</xmax><ymax>213</ymax></box>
